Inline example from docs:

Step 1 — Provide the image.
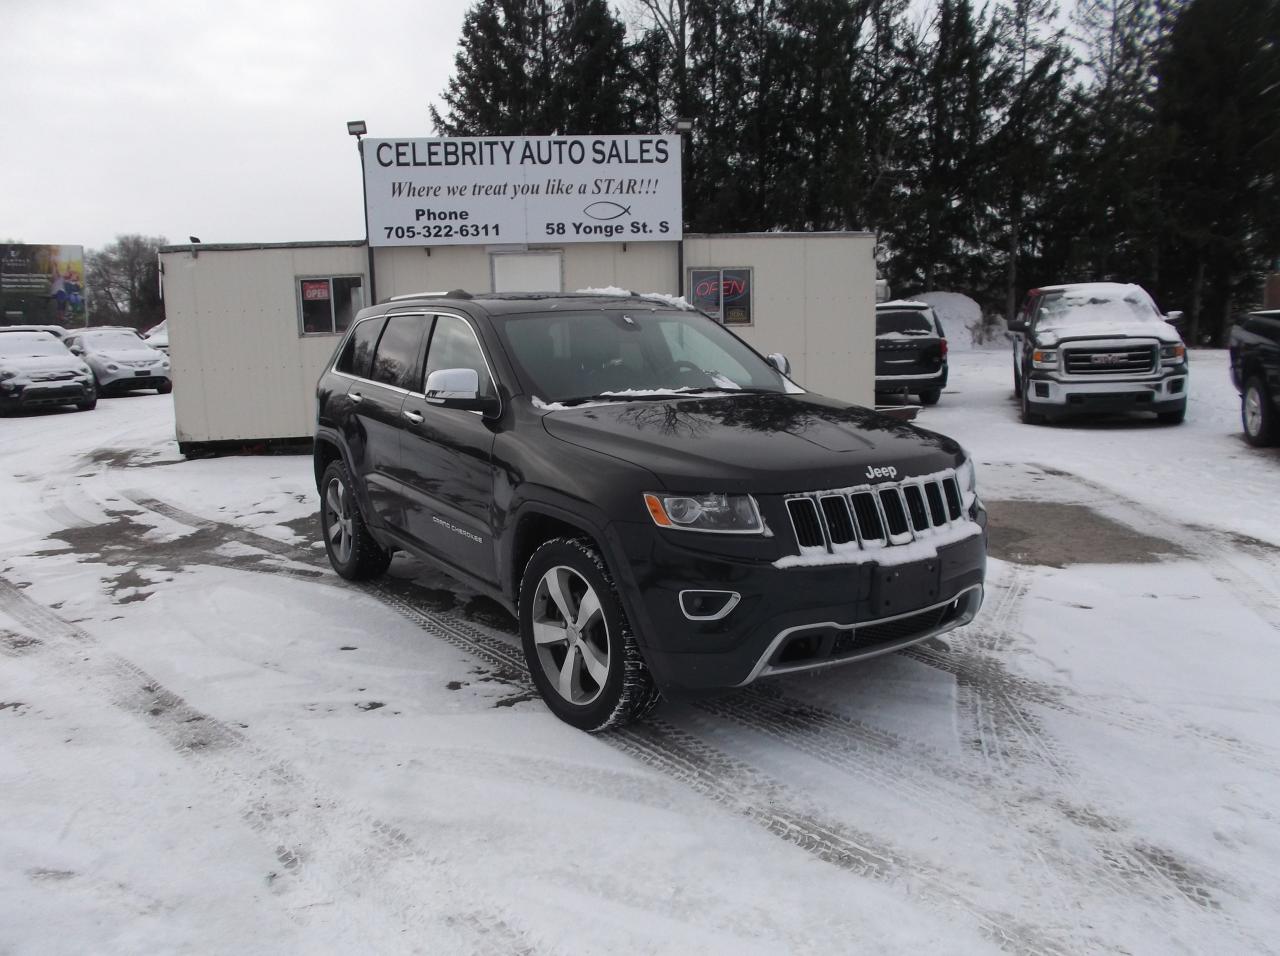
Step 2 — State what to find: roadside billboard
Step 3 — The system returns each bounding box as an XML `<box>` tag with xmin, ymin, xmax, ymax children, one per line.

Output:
<box><xmin>363</xmin><ymin>135</ymin><xmax>682</xmax><ymax>248</ymax></box>
<box><xmin>0</xmin><ymin>244</ymin><xmax>86</xmax><ymax>327</ymax></box>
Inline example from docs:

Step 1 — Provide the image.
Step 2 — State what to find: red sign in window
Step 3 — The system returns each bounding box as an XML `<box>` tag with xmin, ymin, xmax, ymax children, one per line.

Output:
<box><xmin>302</xmin><ymin>280</ymin><xmax>330</xmax><ymax>301</ymax></box>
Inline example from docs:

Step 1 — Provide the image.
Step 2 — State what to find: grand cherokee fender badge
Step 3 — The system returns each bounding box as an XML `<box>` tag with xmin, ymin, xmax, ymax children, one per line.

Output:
<box><xmin>866</xmin><ymin>465</ymin><xmax>898</xmax><ymax>481</ymax></box>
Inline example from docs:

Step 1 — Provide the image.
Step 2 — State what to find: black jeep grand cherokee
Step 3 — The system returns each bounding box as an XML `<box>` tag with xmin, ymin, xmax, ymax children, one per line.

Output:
<box><xmin>314</xmin><ymin>292</ymin><xmax>986</xmax><ymax>731</ymax></box>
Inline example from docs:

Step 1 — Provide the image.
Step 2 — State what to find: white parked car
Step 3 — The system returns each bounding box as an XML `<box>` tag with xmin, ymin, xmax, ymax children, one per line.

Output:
<box><xmin>65</xmin><ymin>327</ymin><xmax>172</xmax><ymax>395</ymax></box>
<box><xmin>144</xmin><ymin>320</ymin><xmax>168</xmax><ymax>353</ymax></box>
<box><xmin>0</xmin><ymin>329</ymin><xmax>97</xmax><ymax>413</ymax></box>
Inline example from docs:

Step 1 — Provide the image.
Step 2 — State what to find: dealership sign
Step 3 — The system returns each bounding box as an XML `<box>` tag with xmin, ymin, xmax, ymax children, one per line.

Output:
<box><xmin>363</xmin><ymin>135</ymin><xmax>682</xmax><ymax>247</ymax></box>
<box><xmin>1</xmin><ymin>244</ymin><xmax>86</xmax><ymax>326</ymax></box>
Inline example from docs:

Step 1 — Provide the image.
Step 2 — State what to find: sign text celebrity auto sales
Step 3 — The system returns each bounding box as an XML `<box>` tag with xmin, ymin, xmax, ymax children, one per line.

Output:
<box><xmin>362</xmin><ymin>135</ymin><xmax>682</xmax><ymax>248</ymax></box>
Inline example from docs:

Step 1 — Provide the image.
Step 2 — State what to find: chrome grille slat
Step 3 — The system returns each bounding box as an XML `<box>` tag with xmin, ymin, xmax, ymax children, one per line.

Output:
<box><xmin>785</xmin><ymin>471</ymin><xmax>972</xmax><ymax>556</ymax></box>
<box><xmin>1063</xmin><ymin>344</ymin><xmax>1157</xmax><ymax>375</ymax></box>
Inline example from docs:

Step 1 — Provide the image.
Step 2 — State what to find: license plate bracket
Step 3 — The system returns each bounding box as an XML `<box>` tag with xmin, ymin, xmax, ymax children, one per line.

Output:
<box><xmin>871</xmin><ymin>560</ymin><xmax>941</xmax><ymax>617</ymax></box>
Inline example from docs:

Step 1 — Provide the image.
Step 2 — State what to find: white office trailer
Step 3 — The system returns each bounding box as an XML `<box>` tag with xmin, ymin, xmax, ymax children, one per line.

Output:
<box><xmin>158</xmin><ymin>134</ymin><xmax>876</xmax><ymax>454</ymax></box>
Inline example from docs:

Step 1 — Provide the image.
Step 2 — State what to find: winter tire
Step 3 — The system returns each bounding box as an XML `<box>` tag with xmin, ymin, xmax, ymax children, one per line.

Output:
<box><xmin>1013</xmin><ymin>368</ymin><xmax>1022</xmax><ymax>398</ymax></box>
<box><xmin>319</xmin><ymin>459</ymin><xmax>391</xmax><ymax>581</ymax></box>
<box><xmin>76</xmin><ymin>397</ymin><xmax>97</xmax><ymax>412</ymax></box>
<box><xmin>157</xmin><ymin>380</ymin><xmax>173</xmax><ymax>395</ymax></box>
<box><xmin>918</xmin><ymin>387</ymin><xmax>941</xmax><ymax>406</ymax></box>
<box><xmin>519</xmin><ymin>537</ymin><xmax>660</xmax><ymax>732</ymax></box>
<box><xmin>1157</xmin><ymin>402</ymin><xmax>1187</xmax><ymax>425</ymax></box>
<box><xmin>1242</xmin><ymin>375</ymin><xmax>1278</xmax><ymax>447</ymax></box>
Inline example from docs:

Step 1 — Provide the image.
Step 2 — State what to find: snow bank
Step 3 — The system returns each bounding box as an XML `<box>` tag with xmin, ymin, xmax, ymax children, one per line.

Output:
<box><xmin>914</xmin><ymin>292</ymin><xmax>1007</xmax><ymax>351</ymax></box>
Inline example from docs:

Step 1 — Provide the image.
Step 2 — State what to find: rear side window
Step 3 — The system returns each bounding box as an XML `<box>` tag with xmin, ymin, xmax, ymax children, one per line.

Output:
<box><xmin>424</xmin><ymin>314</ymin><xmax>496</xmax><ymax>398</ymax></box>
<box><xmin>370</xmin><ymin>314</ymin><xmax>427</xmax><ymax>390</ymax></box>
<box><xmin>336</xmin><ymin>317</ymin><xmax>384</xmax><ymax>379</ymax></box>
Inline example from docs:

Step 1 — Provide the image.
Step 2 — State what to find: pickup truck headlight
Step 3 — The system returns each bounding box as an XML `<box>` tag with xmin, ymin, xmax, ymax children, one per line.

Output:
<box><xmin>644</xmin><ymin>493</ymin><xmax>763</xmax><ymax>534</ymax></box>
<box><xmin>1161</xmin><ymin>344</ymin><xmax>1186</xmax><ymax>364</ymax></box>
<box><xmin>1032</xmin><ymin>349</ymin><xmax>1058</xmax><ymax>369</ymax></box>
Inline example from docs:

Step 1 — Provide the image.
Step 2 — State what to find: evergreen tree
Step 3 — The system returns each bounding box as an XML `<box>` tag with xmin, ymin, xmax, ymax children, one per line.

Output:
<box><xmin>1154</xmin><ymin>0</ymin><xmax>1280</xmax><ymax>343</ymax></box>
<box><xmin>431</xmin><ymin>0</ymin><xmax>633</xmax><ymax>136</ymax></box>
<box><xmin>882</xmin><ymin>0</ymin><xmax>1008</xmax><ymax>297</ymax></box>
<box><xmin>989</xmin><ymin>0</ymin><xmax>1072</xmax><ymax>317</ymax></box>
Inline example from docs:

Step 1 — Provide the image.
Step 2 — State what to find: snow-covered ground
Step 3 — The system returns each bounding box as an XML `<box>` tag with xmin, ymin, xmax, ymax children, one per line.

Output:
<box><xmin>2</xmin><ymin>353</ymin><xmax>1279</xmax><ymax>955</ymax></box>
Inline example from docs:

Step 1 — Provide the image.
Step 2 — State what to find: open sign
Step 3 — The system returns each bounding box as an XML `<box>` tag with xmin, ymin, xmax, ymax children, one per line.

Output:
<box><xmin>689</xmin><ymin>268</ymin><xmax>752</xmax><ymax>325</ymax></box>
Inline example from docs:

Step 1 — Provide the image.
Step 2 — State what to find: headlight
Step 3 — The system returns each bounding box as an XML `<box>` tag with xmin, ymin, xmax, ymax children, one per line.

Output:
<box><xmin>1161</xmin><ymin>344</ymin><xmax>1185</xmax><ymax>363</ymax></box>
<box><xmin>1032</xmin><ymin>349</ymin><xmax>1058</xmax><ymax>369</ymax></box>
<box><xmin>957</xmin><ymin>455</ymin><xmax>977</xmax><ymax>495</ymax></box>
<box><xmin>105</xmin><ymin>363</ymin><xmax>119</xmax><ymax>372</ymax></box>
<box><xmin>0</xmin><ymin>368</ymin><xmax>15</xmax><ymax>382</ymax></box>
<box><xmin>76</xmin><ymin>364</ymin><xmax>92</xmax><ymax>377</ymax></box>
<box><xmin>644</xmin><ymin>493</ymin><xmax>764</xmax><ymax>534</ymax></box>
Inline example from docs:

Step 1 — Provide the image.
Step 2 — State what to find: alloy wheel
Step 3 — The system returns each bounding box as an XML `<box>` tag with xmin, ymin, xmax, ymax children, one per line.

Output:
<box><xmin>1245</xmin><ymin>384</ymin><xmax>1263</xmax><ymax>437</ymax></box>
<box><xmin>531</xmin><ymin>565</ymin><xmax>611</xmax><ymax>705</ymax></box>
<box><xmin>324</xmin><ymin>476</ymin><xmax>354</xmax><ymax>565</ymax></box>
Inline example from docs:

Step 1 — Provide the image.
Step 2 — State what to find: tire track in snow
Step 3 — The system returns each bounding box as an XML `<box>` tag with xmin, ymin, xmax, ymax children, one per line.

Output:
<box><xmin>106</xmin><ymin>489</ymin><xmax>1066</xmax><ymax>955</ymax></box>
<box><xmin>0</xmin><ymin>575</ymin><xmax>537</xmax><ymax>956</ymax></box>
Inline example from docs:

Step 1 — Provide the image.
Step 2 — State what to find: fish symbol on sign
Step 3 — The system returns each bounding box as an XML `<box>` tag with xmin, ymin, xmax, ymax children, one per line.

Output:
<box><xmin>583</xmin><ymin>201</ymin><xmax>631</xmax><ymax>221</ymax></box>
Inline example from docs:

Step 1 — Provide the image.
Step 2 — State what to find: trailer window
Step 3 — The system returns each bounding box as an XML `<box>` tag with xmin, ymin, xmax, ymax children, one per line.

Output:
<box><xmin>298</xmin><ymin>275</ymin><xmax>364</xmax><ymax>335</ymax></box>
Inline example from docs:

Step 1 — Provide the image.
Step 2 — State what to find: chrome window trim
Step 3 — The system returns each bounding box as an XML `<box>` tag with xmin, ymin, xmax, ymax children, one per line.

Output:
<box><xmin>736</xmin><ymin>584</ymin><xmax>983</xmax><ymax>686</ymax></box>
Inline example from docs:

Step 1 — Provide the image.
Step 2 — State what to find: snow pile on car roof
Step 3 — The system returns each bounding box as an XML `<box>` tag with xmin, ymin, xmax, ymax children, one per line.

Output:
<box><xmin>575</xmin><ymin>287</ymin><xmax>692</xmax><ymax>310</ymax></box>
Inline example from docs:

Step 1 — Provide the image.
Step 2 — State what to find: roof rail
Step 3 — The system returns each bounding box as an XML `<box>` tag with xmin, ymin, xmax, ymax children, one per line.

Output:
<box><xmin>385</xmin><ymin>289</ymin><xmax>472</xmax><ymax>302</ymax></box>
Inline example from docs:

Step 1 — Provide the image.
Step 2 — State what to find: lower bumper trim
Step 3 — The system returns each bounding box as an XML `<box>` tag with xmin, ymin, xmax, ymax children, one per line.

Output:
<box><xmin>737</xmin><ymin>584</ymin><xmax>983</xmax><ymax>685</ymax></box>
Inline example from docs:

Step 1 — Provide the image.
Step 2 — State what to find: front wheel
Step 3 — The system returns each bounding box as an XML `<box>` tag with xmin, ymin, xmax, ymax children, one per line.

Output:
<box><xmin>156</xmin><ymin>380</ymin><xmax>173</xmax><ymax>395</ymax></box>
<box><xmin>319</xmin><ymin>460</ymin><xmax>391</xmax><ymax>580</ymax></box>
<box><xmin>1157</xmin><ymin>402</ymin><xmax>1187</xmax><ymax>425</ymax></box>
<box><xmin>519</xmin><ymin>537</ymin><xmax>660</xmax><ymax>732</ymax></box>
<box><xmin>1020</xmin><ymin>388</ymin><xmax>1045</xmax><ymax>425</ymax></box>
<box><xmin>76</xmin><ymin>396</ymin><xmax>97</xmax><ymax>412</ymax></box>
<box><xmin>1242</xmin><ymin>376</ymin><xmax>1278</xmax><ymax>446</ymax></box>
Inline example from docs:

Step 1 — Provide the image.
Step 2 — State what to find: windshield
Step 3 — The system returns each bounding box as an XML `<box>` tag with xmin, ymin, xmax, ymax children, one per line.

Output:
<box><xmin>1038</xmin><ymin>288</ymin><xmax>1162</xmax><ymax>327</ymax></box>
<box><xmin>85</xmin><ymin>330</ymin><xmax>146</xmax><ymax>349</ymax></box>
<box><xmin>496</xmin><ymin>309</ymin><xmax>791</xmax><ymax>403</ymax></box>
<box><xmin>876</xmin><ymin>310</ymin><xmax>935</xmax><ymax>336</ymax></box>
<box><xmin>0</xmin><ymin>332</ymin><xmax>69</xmax><ymax>357</ymax></box>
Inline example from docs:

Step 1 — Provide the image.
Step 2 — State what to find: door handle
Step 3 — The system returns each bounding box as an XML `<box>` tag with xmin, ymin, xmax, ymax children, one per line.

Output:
<box><xmin>402</xmin><ymin>409</ymin><xmax>424</xmax><ymax>424</ymax></box>
<box><xmin>350</xmin><ymin>391</ymin><xmax>364</xmax><ymax>404</ymax></box>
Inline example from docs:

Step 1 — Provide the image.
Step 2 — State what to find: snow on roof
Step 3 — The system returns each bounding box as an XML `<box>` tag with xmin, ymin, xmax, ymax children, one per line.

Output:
<box><xmin>1036</xmin><ymin>282</ymin><xmax>1147</xmax><ymax>297</ymax></box>
<box><xmin>877</xmin><ymin>299</ymin><xmax>931</xmax><ymax>309</ymax></box>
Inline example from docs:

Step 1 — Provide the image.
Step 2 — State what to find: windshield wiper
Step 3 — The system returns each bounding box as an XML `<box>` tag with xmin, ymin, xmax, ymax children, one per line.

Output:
<box><xmin>553</xmin><ymin>386</ymin><xmax>773</xmax><ymax>406</ymax></box>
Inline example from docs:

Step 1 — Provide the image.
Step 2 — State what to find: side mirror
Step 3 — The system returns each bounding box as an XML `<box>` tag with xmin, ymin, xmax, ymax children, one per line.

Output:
<box><xmin>1007</xmin><ymin>319</ymin><xmax>1027</xmax><ymax>334</ymax></box>
<box><xmin>424</xmin><ymin>367</ymin><xmax>498</xmax><ymax>414</ymax></box>
<box><xmin>1165</xmin><ymin>310</ymin><xmax>1185</xmax><ymax>330</ymax></box>
<box><xmin>767</xmin><ymin>352</ymin><xmax>792</xmax><ymax>377</ymax></box>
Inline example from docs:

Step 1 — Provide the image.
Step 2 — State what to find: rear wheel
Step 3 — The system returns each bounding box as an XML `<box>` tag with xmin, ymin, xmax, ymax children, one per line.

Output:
<box><xmin>917</xmin><ymin>387</ymin><xmax>941</xmax><ymax>406</ymax></box>
<box><xmin>519</xmin><ymin>537</ymin><xmax>660</xmax><ymax>732</ymax></box>
<box><xmin>1242</xmin><ymin>376</ymin><xmax>1278</xmax><ymax>446</ymax></box>
<box><xmin>319</xmin><ymin>460</ymin><xmax>391</xmax><ymax>580</ymax></box>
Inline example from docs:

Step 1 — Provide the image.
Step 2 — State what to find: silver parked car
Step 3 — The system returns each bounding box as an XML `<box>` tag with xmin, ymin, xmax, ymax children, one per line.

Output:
<box><xmin>0</xmin><ymin>329</ymin><xmax>97</xmax><ymax>413</ymax></box>
<box><xmin>65</xmin><ymin>327</ymin><xmax>171</xmax><ymax>396</ymax></box>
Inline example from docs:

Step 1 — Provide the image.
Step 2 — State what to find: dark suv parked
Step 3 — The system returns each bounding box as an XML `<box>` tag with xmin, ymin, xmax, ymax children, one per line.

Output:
<box><xmin>314</xmin><ymin>292</ymin><xmax>987</xmax><ymax>731</ymax></box>
<box><xmin>874</xmin><ymin>300</ymin><xmax>948</xmax><ymax>406</ymax></box>
<box><xmin>1229</xmin><ymin>309</ymin><xmax>1280</xmax><ymax>446</ymax></box>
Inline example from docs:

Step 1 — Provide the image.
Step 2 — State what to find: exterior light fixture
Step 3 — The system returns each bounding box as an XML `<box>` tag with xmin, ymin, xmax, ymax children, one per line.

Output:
<box><xmin>347</xmin><ymin>120</ymin><xmax>367</xmax><ymax>138</ymax></box>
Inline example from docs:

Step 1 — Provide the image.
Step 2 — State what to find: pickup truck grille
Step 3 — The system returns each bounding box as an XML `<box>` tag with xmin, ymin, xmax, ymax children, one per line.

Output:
<box><xmin>785</xmin><ymin>472</ymin><xmax>966</xmax><ymax>552</ymax></box>
<box><xmin>1063</xmin><ymin>344</ymin><xmax>1157</xmax><ymax>375</ymax></box>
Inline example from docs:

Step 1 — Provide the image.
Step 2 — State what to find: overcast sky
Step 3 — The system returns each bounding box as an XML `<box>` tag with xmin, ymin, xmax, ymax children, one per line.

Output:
<box><xmin>2</xmin><ymin>0</ymin><xmax>475</xmax><ymax>252</ymax></box>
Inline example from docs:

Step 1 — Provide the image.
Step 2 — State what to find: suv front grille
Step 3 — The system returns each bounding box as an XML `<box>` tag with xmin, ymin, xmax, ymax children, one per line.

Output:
<box><xmin>1063</xmin><ymin>344</ymin><xmax>1157</xmax><ymax>375</ymax></box>
<box><xmin>784</xmin><ymin>471</ymin><xmax>970</xmax><ymax>556</ymax></box>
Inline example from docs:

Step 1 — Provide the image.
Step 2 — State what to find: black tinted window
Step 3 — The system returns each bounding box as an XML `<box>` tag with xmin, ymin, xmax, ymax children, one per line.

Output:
<box><xmin>337</xmin><ymin>317</ymin><xmax>384</xmax><ymax>379</ymax></box>
<box><xmin>876</xmin><ymin>310</ymin><xmax>935</xmax><ymax>336</ymax></box>
<box><xmin>370</xmin><ymin>314</ymin><xmax>426</xmax><ymax>389</ymax></box>
<box><xmin>424</xmin><ymin>315</ymin><xmax>495</xmax><ymax>398</ymax></box>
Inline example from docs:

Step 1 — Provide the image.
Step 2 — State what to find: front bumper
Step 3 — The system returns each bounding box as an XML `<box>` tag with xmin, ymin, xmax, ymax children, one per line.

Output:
<box><xmin>607</xmin><ymin>513</ymin><xmax>987</xmax><ymax>697</ymax></box>
<box><xmin>1025</xmin><ymin>367</ymin><xmax>1187</xmax><ymax>415</ymax></box>
<box><xmin>97</xmin><ymin>366</ymin><xmax>170</xmax><ymax>390</ymax></box>
<box><xmin>0</xmin><ymin>379</ymin><xmax>93</xmax><ymax>409</ymax></box>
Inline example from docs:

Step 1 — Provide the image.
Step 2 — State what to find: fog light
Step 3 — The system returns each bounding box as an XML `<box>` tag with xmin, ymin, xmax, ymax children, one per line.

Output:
<box><xmin>679</xmin><ymin>590</ymin><xmax>740</xmax><ymax>621</ymax></box>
